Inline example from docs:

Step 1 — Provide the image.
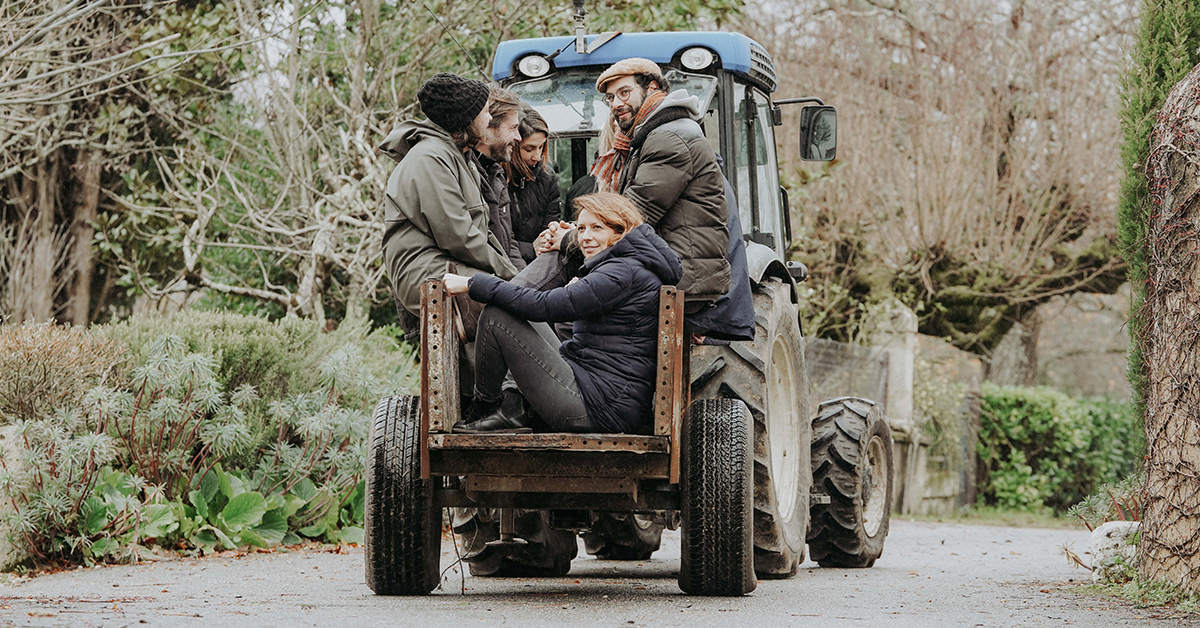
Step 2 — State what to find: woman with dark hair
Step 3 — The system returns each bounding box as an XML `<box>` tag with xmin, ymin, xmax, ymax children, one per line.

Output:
<box><xmin>506</xmin><ymin>105</ymin><xmax>562</xmax><ymax>264</ymax></box>
<box><xmin>443</xmin><ymin>192</ymin><xmax>682</xmax><ymax>434</ymax></box>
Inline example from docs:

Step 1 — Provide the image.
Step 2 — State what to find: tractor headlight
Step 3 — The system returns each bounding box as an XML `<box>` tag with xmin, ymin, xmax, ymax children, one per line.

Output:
<box><xmin>517</xmin><ymin>54</ymin><xmax>551</xmax><ymax>78</ymax></box>
<box><xmin>680</xmin><ymin>47</ymin><xmax>714</xmax><ymax>70</ymax></box>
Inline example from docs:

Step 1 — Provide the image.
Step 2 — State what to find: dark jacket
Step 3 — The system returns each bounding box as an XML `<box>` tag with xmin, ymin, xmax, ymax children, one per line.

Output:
<box><xmin>509</xmin><ymin>166</ymin><xmax>562</xmax><ymax>263</ymax></box>
<box><xmin>468</xmin><ymin>224</ymin><xmax>683</xmax><ymax>433</ymax></box>
<box><xmin>684</xmin><ymin>157</ymin><xmax>755</xmax><ymax>341</ymax></box>
<box><xmin>378</xmin><ymin>121</ymin><xmax>518</xmax><ymax>315</ymax></box>
<box><xmin>474</xmin><ymin>152</ymin><xmax>526</xmax><ymax>271</ymax></box>
<box><xmin>618</xmin><ymin>89</ymin><xmax>730</xmax><ymax>307</ymax></box>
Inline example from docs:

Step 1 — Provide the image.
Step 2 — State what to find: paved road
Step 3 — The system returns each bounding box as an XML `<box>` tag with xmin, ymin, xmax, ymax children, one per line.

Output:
<box><xmin>0</xmin><ymin>520</ymin><xmax>1193</xmax><ymax>627</ymax></box>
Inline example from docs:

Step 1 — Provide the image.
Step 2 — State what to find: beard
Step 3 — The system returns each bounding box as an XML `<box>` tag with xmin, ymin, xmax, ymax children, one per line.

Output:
<box><xmin>614</xmin><ymin>101</ymin><xmax>642</xmax><ymax>133</ymax></box>
<box><xmin>486</xmin><ymin>137</ymin><xmax>513</xmax><ymax>162</ymax></box>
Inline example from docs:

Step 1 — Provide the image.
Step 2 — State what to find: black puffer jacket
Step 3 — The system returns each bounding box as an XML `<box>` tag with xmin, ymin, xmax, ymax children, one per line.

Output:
<box><xmin>509</xmin><ymin>166</ymin><xmax>562</xmax><ymax>263</ymax></box>
<box><xmin>474</xmin><ymin>151</ymin><xmax>526</xmax><ymax>271</ymax></box>
<box><xmin>468</xmin><ymin>224</ymin><xmax>683</xmax><ymax>433</ymax></box>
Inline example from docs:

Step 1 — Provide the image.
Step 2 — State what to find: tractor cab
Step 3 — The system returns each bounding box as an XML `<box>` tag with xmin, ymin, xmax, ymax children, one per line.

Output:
<box><xmin>493</xmin><ymin>31</ymin><xmax>838</xmax><ymax>263</ymax></box>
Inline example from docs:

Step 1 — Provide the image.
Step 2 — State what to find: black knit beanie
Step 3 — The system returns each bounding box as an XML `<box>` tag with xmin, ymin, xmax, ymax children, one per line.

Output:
<box><xmin>417</xmin><ymin>73</ymin><xmax>490</xmax><ymax>134</ymax></box>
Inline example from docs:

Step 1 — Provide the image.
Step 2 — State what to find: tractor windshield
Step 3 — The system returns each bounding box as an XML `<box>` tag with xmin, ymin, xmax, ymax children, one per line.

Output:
<box><xmin>509</xmin><ymin>70</ymin><xmax>717</xmax><ymax>137</ymax></box>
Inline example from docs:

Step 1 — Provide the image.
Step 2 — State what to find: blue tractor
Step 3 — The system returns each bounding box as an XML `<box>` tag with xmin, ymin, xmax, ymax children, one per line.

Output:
<box><xmin>364</xmin><ymin>26</ymin><xmax>892</xmax><ymax>597</ymax></box>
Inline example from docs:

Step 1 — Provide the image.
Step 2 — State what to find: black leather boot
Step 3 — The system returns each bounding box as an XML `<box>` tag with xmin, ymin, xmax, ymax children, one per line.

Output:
<box><xmin>453</xmin><ymin>389</ymin><xmax>532</xmax><ymax>434</ymax></box>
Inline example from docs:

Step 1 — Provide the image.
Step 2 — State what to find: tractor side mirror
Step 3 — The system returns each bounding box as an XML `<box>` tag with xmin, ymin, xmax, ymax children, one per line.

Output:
<box><xmin>799</xmin><ymin>105</ymin><xmax>837</xmax><ymax>161</ymax></box>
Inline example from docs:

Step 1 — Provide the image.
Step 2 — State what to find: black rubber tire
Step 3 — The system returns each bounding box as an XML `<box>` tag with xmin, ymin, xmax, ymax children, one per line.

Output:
<box><xmin>581</xmin><ymin>513</ymin><xmax>664</xmax><ymax>560</ymax></box>
<box><xmin>678</xmin><ymin>398</ymin><xmax>756</xmax><ymax>596</ymax></box>
<box><xmin>450</xmin><ymin>508</ymin><xmax>577</xmax><ymax>576</ymax></box>
<box><xmin>691</xmin><ymin>278</ymin><xmax>811</xmax><ymax>579</ymax></box>
<box><xmin>807</xmin><ymin>397</ymin><xmax>894</xmax><ymax>568</ymax></box>
<box><xmin>364</xmin><ymin>395</ymin><xmax>441</xmax><ymax>594</ymax></box>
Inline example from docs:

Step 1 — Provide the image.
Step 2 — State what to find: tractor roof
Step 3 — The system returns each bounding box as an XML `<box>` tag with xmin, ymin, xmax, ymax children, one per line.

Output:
<box><xmin>492</xmin><ymin>31</ymin><xmax>776</xmax><ymax>91</ymax></box>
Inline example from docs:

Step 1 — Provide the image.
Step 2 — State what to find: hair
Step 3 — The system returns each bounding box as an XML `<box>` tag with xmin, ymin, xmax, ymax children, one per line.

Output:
<box><xmin>634</xmin><ymin>72</ymin><xmax>670</xmax><ymax>93</ymax></box>
<box><xmin>572</xmin><ymin>192</ymin><xmax>643</xmax><ymax>239</ymax></box>
<box><xmin>450</xmin><ymin>119</ymin><xmax>484</xmax><ymax>150</ymax></box>
<box><xmin>507</xmin><ymin>104</ymin><xmax>550</xmax><ymax>184</ymax></box>
<box><xmin>597</xmin><ymin>111</ymin><xmax>617</xmax><ymax>155</ymax></box>
<box><xmin>487</xmin><ymin>85</ymin><xmax>522</xmax><ymax>130</ymax></box>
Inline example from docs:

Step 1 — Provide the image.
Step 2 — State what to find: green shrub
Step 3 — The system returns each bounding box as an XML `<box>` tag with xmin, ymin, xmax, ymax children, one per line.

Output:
<box><xmin>0</xmin><ymin>323</ymin><xmax>124</xmax><ymax>424</ymax></box>
<box><xmin>978</xmin><ymin>384</ymin><xmax>1142</xmax><ymax>513</ymax></box>
<box><xmin>0</xmin><ymin>312</ymin><xmax>416</xmax><ymax>567</ymax></box>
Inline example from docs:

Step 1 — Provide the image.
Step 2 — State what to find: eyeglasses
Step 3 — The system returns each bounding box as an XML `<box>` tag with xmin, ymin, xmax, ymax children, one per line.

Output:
<box><xmin>602</xmin><ymin>86</ymin><xmax>637</xmax><ymax>106</ymax></box>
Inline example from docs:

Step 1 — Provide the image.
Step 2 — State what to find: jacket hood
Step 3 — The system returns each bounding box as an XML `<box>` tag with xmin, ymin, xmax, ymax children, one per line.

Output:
<box><xmin>377</xmin><ymin>120</ymin><xmax>452</xmax><ymax>163</ymax></box>
<box><xmin>639</xmin><ymin>89</ymin><xmax>701</xmax><ymax>127</ymax></box>
<box><xmin>629</xmin><ymin>89</ymin><xmax>702</xmax><ymax>151</ymax></box>
<box><xmin>583</xmin><ymin>223</ymin><xmax>683</xmax><ymax>285</ymax></box>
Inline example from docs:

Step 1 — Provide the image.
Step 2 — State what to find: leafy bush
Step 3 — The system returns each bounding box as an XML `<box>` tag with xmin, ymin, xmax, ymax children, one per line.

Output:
<box><xmin>0</xmin><ymin>323</ymin><xmax>124</xmax><ymax>424</ymax></box>
<box><xmin>977</xmin><ymin>384</ymin><xmax>1143</xmax><ymax>513</ymax></box>
<box><xmin>0</xmin><ymin>312</ymin><xmax>415</xmax><ymax>568</ymax></box>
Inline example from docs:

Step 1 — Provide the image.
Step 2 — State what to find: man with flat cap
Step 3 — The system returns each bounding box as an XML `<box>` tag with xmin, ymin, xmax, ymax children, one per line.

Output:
<box><xmin>541</xmin><ymin>58</ymin><xmax>752</xmax><ymax>341</ymax></box>
<box><xmin>378</xmin><ymin>72</ymin><xmax>520</xmax><ymax>346</ymax></box>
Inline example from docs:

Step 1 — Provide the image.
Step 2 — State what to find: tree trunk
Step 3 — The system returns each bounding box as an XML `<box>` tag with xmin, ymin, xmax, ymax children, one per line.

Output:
<box><xmin>1140</xmin><ymin>62</ymin><xmax>1200</xmax><ymax>592</ymax></box>
<box><xmin>66</xmin><ymin>152</ymin><xmax>100</xmax><ymax>326</ymax></box>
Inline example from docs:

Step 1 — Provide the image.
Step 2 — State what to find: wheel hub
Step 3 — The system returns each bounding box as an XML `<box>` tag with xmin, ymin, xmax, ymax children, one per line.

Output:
<box><xmin>862</xmin><ymin>435</ymin><xmax>888</xmax><ymax>537</ymax></box>
<box><xmin>768</xmin><ymin>336</ymin><xmax>801</xmax><ymax>521</ymax></box>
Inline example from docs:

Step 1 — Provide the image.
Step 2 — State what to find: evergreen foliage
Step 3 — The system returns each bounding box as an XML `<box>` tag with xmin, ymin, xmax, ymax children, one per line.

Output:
<box><xmin>1118</xmin><ymin>0</ymin><xmax>1200</xmax><ymax>411</ymax></box>
<box><xmin>977</xmin><ymin>384</ymin><xmax>1144</xmax><ymax>513</ymax></box>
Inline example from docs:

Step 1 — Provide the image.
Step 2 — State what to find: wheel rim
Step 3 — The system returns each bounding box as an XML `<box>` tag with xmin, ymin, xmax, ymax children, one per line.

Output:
<box><xmin>768</xmin><ymin>334</ymin><xmax>801</xmax><ymax>521</ymax></box>
<box><xmin>862</xmin><ymin>434</ymin><xmax>888</xmax><ymax>537</ymax></box>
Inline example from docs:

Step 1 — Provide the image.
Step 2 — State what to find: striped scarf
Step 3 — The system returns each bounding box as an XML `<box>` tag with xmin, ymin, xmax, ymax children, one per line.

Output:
<box><xmin>590</xmin><ymin>89</ymin><xmax>667</xmax><ymax>193</ymax></box>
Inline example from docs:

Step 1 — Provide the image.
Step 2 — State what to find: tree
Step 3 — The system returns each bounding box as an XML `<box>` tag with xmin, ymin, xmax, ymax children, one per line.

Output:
<box><xmin>0</xmin><ymin>0</ymin><xmax>247</xmax><ymax>325</ymax></box>
<box><xmin>737</xmin><ymin>0</ymin><xmax>1133</xmax><ymax>356</ymax></box>
<box><xmin>1126</xmin><ymin>1</ymin><xmax>1200</xmax><ymax>593</ymax></box>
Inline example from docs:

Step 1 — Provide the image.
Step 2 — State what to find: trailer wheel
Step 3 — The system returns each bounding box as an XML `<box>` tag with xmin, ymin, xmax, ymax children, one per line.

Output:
<box><xmin>691</xmin><ymin>278</ymin><xmax>811</xmax><ymax>578</ymax></box>
<box><xmin>581</xmin><ymin>513</ymin><xmax>664</xmax><ymax>560</ymax></box>
<box><xmin>807</xmin><ymin>397</ymin><xmax>893</xmax><ymax>568</ymax></box>
<box><xmin>679</xmin><ymin>398</ymin><xmax>756</xmax><ymax>596</ymax></box>
<box><xmin>364</xmin><ymin>395</ymin><xmax>441</xmax><ymax>594</ymax></box>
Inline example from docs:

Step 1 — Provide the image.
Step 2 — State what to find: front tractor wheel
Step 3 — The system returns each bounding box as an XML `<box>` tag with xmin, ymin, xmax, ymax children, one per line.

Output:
<box><xmin>807</xmin><ymin>397</ymin><xmax>894</xmax><ymax>568</ymax></box>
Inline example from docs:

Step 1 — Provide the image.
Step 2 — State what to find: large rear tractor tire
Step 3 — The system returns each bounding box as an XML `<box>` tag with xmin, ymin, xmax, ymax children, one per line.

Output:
<box><xmin>679</xmin><ymin>398</ymin><xmax>756</xmax><ymax>596</ymax></box>
<box><xmin>581</xmin><ymin>513</ymin><xmax>664</xmax><ymax>560</ymax></box>
<box><xmin>691</xmin><ymin>277</ymin><xmax>811</xmax><ymax>579</ymax></box>
<box><xmin>364</xmin><ymin>395</ymin><xmax>441</xmax><ymax>594</ymax></box>
<box><xmin>807</xmin><ymin>397</ymin><xmax>894</xmax><ymax>568</ymax></box>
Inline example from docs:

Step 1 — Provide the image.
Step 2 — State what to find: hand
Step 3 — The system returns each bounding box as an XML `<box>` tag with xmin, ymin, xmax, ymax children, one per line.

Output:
<box><xmin>535</xmin><ymin>221</ymin><xmax>575</xmax><ymax>254</ymax></box>
<box><xmin>442</xmin><ymin>272</ymin><xmax>470</xmax><ymax>296</ymax></box>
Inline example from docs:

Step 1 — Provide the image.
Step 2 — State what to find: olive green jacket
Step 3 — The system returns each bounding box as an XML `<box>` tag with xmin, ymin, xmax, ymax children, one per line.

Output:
<box><xmin>379</xmin><ymin>120</ymin><xmax>519</xmax><ymax>314</ymax></box>
<box><xmin>618</xmin><ymin>90</ymin><xmax>731</xmax><ymax>305</ymax></box>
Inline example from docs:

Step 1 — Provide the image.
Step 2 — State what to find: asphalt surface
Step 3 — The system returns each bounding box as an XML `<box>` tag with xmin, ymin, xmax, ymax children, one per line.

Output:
<box><xmin>0</xmin><ymin>519</ymin><xmax>1195</xmax><ymax>627</ymax></box>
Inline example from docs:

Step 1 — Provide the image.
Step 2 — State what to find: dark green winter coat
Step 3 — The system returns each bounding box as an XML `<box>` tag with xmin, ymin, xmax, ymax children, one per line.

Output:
<box><xmin>379</xmin><ymin>120</ymin><xmax>519</xmax><ymax>314</ymax></box>
<box><xmin>618</xmin><ymin>89</ymin><xmax>730</xmax><ymax>307</ymax></box>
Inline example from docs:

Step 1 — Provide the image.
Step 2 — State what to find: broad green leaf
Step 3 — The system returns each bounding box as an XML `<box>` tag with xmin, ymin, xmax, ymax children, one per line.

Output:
<box><xmin>290</xmin><ymin>478</ymin><xmax>318</xmax><ymax>501</ymax></box>
<box><xmin>141</xmin><ymin>504</ymin><xmax>178</xmax><ymax>539</ymax></box>
<box><xmin>90</xmin><ymin>537</ymin><xmax>116</xmax><ymax>557</ymax></box>
<box><xmin>82</xmin><ymin>496</ymin><xmax>111</xmax><ymax>536</ymax></box>
<box><xmin>198</xmin><ymin>467</ymin><xmax>221</xmax><ymax>502</ymax></box>
<box><xmin>188</xmin><ymin>489</ymin><xmax>210</xmax><ymax>521</ymax></box>
<box><xmin>281</xmin><ymin>532</ymin><xmax>302</xmax><ymax>546</ymax></box>
<box><xmin>298</xmin><ymin>522</ymin><xmax>327</xmax><ymax>538</ymax></box>
<box><xmin>236</xmin><ymin>528</ymin><xmax>269</xmax><ymax>549</ymax></box>
<box><xmin>220</xmin><ymin>492</ymin><xmax>267</xmax><ymax>529</ymax></box>
<box><xmin>280</xmin><ymin>493</ymin><xmax>309</xmax><ymax>518</ymax></box>
<box><xmin>338</xmin><ymin>526</ymin><xmax>364</xmax><ymax>546</ymax></box>
<box><xmin>252</xmin><ymin>510</ymin><xmax>287</xmax><ymax>545</ymax></box>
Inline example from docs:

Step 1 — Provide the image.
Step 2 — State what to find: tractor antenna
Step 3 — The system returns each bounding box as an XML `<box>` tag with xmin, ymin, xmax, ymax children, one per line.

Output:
<box><xmin>423</xmin><ymin>3</ymin><xmax>490</xmax><ymax>82</ymax></box>
<box><xmin>573</xmin><ymin>0</ymin><xmax>587</xmax><ymax>53</ymax></box>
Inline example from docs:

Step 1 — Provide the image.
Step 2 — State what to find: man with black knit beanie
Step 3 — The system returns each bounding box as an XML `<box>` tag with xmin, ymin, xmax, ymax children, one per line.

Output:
<box><xmin>378</xmin><ymin>73</ymin><xmax>520</xmax><ymax>348</ymax></box>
